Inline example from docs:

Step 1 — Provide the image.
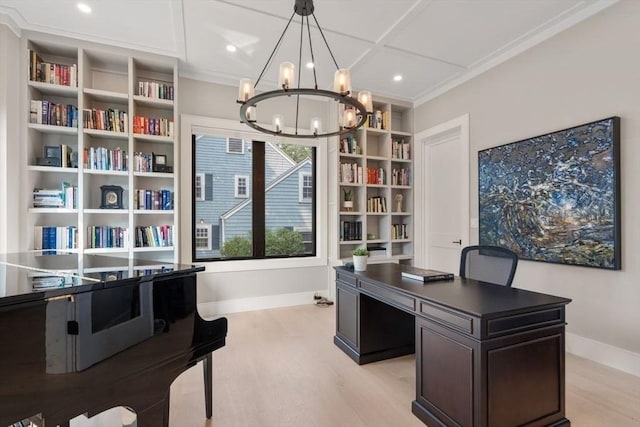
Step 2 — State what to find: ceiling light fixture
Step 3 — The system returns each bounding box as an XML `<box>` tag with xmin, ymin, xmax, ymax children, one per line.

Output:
<box><xmin>393</xmin><ymin>74</ymin><xmax>403</xmax><ymax>82</ymax></box>
<box><xmin>226</xmin><ymin>44</ymin><xmax>237</xmax><ymax>53</ymax></box>
<box><xmin>77</xmin><ymin>3</ymin><xmax>91</xmax><ymax>13</ymax></box>
<box><xmin>237</xmin><ymin>0</ymin><xmax>372</xmax><ymax>139</ymax></box>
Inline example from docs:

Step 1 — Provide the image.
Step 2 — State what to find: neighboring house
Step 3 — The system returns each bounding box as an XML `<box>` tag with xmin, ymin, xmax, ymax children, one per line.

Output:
<box><xmin>194</xmin><ymin>135</ymin><xmax>313</xmax><ymax>258</ymax></box>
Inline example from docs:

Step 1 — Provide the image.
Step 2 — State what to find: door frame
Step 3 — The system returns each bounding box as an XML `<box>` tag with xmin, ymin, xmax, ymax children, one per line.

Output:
<box><xmin>414</xmin><ymin>113</ymin><xmax>470</xmax><ymax>268</ymax></box>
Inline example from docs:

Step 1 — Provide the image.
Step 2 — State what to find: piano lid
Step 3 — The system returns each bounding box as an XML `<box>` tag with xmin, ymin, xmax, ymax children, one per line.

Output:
<box><xmin>0</xmin><ymin>252</ymin><xmax>205</xmax><ymax>307</ymax></box>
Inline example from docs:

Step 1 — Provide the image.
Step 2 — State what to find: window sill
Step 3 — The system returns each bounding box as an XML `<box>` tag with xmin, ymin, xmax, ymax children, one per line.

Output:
<box><xmin>197</xmin><ymin>255</ymin><xmax>327</xmax><ymax>273</ymax></box>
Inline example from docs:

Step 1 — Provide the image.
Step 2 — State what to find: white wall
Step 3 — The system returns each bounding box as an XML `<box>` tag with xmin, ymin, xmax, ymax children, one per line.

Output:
<box><xmin>178</xmin><ymin>79</ymin><xmax>333</xmax><ymax>315</ymax></box>
<box><xmin>414</xmin><ymin>1</ymin><xmax>640</xmax><ymax>374</ymax></box>
<box><xmin>0</xmin><ymin>24</ymin><xmax>21</xmax><ymax>253</ymax></box>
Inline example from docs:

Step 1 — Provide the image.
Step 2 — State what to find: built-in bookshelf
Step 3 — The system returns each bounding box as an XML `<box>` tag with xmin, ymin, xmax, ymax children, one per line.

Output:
<box><xmin>23</xmin><ymin>35</ymin><xmax>178</xmax><ymax>262</ymax></box>
<box><xmin>335</xmin><ymin>96</ymin><xmax>413</xmax><ymax>264</ymax></box>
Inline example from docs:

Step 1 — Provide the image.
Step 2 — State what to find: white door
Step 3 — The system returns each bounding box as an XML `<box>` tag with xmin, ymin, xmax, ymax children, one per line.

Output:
<box><xmin>414</xmin><ymin>114</ymin><xmax>469</xmax><ymax>274</ymax></box>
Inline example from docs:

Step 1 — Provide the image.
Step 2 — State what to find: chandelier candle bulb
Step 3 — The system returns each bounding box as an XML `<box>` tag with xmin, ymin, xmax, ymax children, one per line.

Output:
<box><xmin>311</xmin><ymin>117</ymin><xmax>322</xmax><ymax>134</ymax></box>
<box><xmin>238</xmin><ymin>79</ymin><xmax>254</xmax><ymax>102</ymax></box>
<box><xmin>334</xmin><ymin>69</ymin><xmax>351</xmax><ymax>94</ymax></box>
<box><xmin>246</xmin><ymin>106</ymin><xmax>256</xmax><ymax>122</ymax></box>
<box><xmin>273</xmin><ymin>114</ymin><xmax>283</xmax><ymax>133</ymax></box>
<box><xmin>357</xmin><ymin>91</ymin><xmax>373</xmax><ymax>113</ymax></box>
<box><xmin>279</xmin><ymin>62</ymin><xmax>295</xmax><ymax>89</ymax></box>
<box><xmin>343</xmin><ymin>109</ymin><xmax>356</xmax><ymax>128</ymax></box>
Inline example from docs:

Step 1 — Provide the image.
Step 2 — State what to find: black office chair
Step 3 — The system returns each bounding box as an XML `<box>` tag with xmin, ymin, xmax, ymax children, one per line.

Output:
<box><xmin>459</xmin><ymin>245</ymin><xmax>519</xmax><ymax>287</ymax></box>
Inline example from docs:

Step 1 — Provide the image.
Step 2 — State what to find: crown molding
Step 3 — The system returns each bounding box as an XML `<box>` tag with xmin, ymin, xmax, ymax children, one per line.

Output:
<box><xmin>0</xmin><ymin>9</ymin><xmax>22</xmax><ymax>37</ymax></box>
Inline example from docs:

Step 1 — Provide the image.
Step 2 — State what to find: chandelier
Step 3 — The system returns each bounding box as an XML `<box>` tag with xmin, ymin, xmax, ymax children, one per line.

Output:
<box><xmin>237</xmin><ymin>0</ymin><xmax>373</xmax><ymax>139</ymax></box>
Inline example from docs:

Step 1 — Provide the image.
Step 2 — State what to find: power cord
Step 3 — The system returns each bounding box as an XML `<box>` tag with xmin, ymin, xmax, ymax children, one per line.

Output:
<box><xmin>314</xmin><ymin>294</ymin><xmax>334</xmax><ymax>307</ymax></box>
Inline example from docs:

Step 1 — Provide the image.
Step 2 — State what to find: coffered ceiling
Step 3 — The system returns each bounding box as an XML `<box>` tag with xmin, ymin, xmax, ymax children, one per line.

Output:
<box><xmin>0</xmin><ymin>0</ymin><xmax>617</xmax><ymax>105</ymax></box>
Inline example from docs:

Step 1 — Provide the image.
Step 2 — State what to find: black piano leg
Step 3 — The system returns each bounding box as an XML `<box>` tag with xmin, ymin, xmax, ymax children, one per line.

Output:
<box><xmin>203</xmin><ymin>353</ymin><xmax>212</xmax><ymax>419</ymax></box>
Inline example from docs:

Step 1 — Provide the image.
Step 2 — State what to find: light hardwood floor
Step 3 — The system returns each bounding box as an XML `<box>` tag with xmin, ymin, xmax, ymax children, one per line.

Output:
<box><xmin>74</xmin><ymin>304</ymin><xmax>640</xmax><ymax>426</ymax></box>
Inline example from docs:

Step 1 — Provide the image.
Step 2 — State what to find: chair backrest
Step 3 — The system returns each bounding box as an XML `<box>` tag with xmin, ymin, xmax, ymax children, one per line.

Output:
<box><xmin>459</xmin><ymin>245</ymin><xmax>518</xmax><ymax>287</ymax></box>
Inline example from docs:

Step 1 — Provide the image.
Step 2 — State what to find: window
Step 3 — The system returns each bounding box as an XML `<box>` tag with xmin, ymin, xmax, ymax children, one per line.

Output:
<box><xmin>192</xmin><ymin>133</ymin><xmax>316</xmax><ymax>261</ymax></box>
<box><xmin>299</xmin><ymin>172</ymin><xmax>312</xmax><ymax>202</ymax></box>
<box><xmin>195</xmin><ymin>173</ymin><xmax>205</xmax><ymax>201</ymax></box>
<box><xmin>227</xmin><ymin>137</ymin><xmax>244</xmax><ymax>154</ymax></box>
<box><xmin>235</xmin><ymin>175</ymin><xmax>249</xmax><ymax>198</ymax></box>
<box><xmin>195</xmin><ymin>223</ymin><xmax>212</xmax><ymax>250</ymax></box>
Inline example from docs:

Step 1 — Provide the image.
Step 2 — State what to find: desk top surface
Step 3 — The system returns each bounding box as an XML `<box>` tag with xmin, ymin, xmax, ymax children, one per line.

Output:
<box><xmin>336</xmin><ymin>263</ymin><xmax>571</xmax><ymax>317</ymax></box>
<box><xmin>0</xmin><ymin>252</ymin><xmax>204</xmax><ymax>308</ymax></box>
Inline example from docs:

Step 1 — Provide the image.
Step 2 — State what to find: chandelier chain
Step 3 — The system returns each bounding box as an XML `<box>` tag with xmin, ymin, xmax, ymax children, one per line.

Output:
<box><xmin>254</xmin><ymin>10</ymin><xmax>296</xmax><ymax>89</ymax></box>
<box><xmin>306</xmin><ymin>14</ymin><xmax>318</xmax><ymax>89</ymax></box>
<box><xmin>311</xmin><ymin>13</ymin><xmax>339</xmax><ymax>71</ymax></box>
<box><xmin>294</xmin><ymin>12</ymin><xmax>305</xmax><ymax>134</ymax></box>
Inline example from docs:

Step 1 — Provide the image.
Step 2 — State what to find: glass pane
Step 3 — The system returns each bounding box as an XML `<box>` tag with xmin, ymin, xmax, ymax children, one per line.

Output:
<box><xmin>265</xmin><ymin>143</ymin><xmax>315</xmax><ymax>257</ymax></box>
<box><xmin>194</xmin><ymin>134</ymin><xmax>252</xmax><ymax>260</ymax></box>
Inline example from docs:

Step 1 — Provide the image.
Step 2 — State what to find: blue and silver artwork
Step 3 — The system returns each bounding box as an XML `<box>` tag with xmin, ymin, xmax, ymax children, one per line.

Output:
<box><xmin>478</xmin><ymin>117</ymin><xmax>621</xmax><ymax>269</ymax></box>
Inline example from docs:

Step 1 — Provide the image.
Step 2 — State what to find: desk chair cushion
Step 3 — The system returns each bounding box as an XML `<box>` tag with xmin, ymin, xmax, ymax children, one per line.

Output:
<box><xmin>459</xmin><ymin>245</ymin><xmax>518</xmax><ymax>287</ymax></box>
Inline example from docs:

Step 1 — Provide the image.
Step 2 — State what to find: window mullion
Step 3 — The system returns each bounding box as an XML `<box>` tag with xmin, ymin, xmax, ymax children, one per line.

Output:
<box><xmin>252</xmin><ymin>141</ymin><xmax>266</xmax><ymax>257</ymax></box>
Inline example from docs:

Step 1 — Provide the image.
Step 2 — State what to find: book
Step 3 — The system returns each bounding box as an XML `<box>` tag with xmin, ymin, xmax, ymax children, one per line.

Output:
<box><xmin>400</xmin><ymin>266</ymin><xmax>454</xmax><ymax>283</ymax></box>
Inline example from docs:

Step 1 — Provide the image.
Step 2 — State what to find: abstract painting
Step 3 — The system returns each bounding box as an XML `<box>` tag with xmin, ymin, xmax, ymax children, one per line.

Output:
<box><xmin>478</xmin><ymin>117</ymin><xmax>621</xmax><ymax>269</ymax></box>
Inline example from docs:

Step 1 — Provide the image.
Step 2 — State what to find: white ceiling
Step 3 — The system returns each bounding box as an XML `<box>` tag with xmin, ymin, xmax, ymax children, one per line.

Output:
<box><xmin>0</xmin><ymin>0</ymin><xmax>616</xmax><ymax>105</ymax></box>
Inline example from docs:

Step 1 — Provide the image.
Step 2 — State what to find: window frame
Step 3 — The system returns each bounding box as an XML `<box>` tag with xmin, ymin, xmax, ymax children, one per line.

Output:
<box><xmin>184</xmin><ymin>115</ymin><xmax>328</xmax><ymax>272</ymax></box>
<box><xmin>234</xmin><ymin>175</ymin><xmax>249</xmax><ymax>198</ymax></box>
<box><xmin>194</xmin><ymin>223</ymin><xmax>212</xmax><ymax>251</ymax></box>
<box><xmin>195</xmin><ymin>173</ymin><xmax>205</xmax><ymax>201</ymax></box>
<box><xmin>299</xmin><ymin>172</ymin><xmax>313</xmax><ymax>203</ymax></box>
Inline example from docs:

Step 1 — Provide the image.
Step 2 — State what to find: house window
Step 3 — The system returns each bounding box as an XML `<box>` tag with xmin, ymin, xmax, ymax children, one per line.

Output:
<box><xmin>227</xmin><ymin>137</ymin><xmax>244</xmax><ymax>154</ymax></box>
<box><xmin>235</xmin><ymin>175</ymin><xmax>249</xmax><ymax>198</ymax></box>
<box><xmin>195</xmin><ymin>173</ymin><xmax>205</xmax><ymax>201</ymax></box>
<box><xmin>192</xmin><ymin>134</ymin><xmax>316</xmax><ymax>262</ymax></box>
<box><xmin>299</xmin><ymin>172</ymin><xmax>312</xmax><ymax>202</ymax></box>
<box><xmin>195</xmin><ymin>223</ymin><xmax>212</xmax><ymax>250</ymax></box>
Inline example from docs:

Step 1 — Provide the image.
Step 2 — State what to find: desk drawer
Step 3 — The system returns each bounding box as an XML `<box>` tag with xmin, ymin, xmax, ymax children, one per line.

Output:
<box><xmin>419</xmin><ymin>301</ymin><xmax>474</xmax><ymax>335</ymax></box>
<box><xmin>336</xmin><ymin>270</ymin><xmax>358</xmax><ymax>287</ymax></box>
<box><xmin>360</xmin><ymin>280</ymin><xmax>415</xmax><ymax>312</ymax></box>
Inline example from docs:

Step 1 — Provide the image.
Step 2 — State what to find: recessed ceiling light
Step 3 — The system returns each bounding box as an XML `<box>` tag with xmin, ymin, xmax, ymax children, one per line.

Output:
<box><xmin>393</xmin><ymin>74</ymin><xmax>403</xmax><ymax>82</ymax></box>
<box><xmin>306</xmin><ymin>62</ymin><xmax>314</xmax><ymax>69</ymax></box>
<box><xmin>226</xmin><ymin>44</ymin><xmax>237</xmax><ymax>53</ymax></box>
<box><xmin>77</xmin><ymin>3</ymin><xmax>91</xmax><ymax>13</ymax></box>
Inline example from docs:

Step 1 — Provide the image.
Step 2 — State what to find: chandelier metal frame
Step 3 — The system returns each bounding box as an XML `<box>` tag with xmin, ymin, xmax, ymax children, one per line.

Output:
<box><xmin>237</xmin><ymin>0</ymin><xmax>370</xmax><ymax>139</ymax></box>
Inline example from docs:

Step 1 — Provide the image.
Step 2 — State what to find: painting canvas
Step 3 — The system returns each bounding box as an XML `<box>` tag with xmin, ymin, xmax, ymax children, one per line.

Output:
<box><xmin>478</xmin><ymin>117</ymin><xmax>621</xmax><ymax>270</ymax></box>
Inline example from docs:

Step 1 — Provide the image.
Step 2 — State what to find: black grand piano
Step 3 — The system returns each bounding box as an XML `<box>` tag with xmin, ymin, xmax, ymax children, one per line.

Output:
<box><xmin>0</xmin><ymin>252</ymin><xmax>227</xmax><ymax>427</ymax></box>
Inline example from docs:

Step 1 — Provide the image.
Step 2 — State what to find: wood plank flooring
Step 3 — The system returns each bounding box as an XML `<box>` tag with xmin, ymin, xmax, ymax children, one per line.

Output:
<box><xmin>74</xmin><ymin>304</ymin><xmax>640</xmax><ymax>426</ymax></box>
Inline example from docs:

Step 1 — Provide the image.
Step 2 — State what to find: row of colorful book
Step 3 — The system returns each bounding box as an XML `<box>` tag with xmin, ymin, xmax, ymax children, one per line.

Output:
<box><xmin>132</xmin><ymin>115</ymin><xmax>174</xmax><ymax>137</ymax></box>
<box><xmin>137</xmin><ymin>80</ymin><xmax>174</xmax><ymax>100</ymax></box>
<box><xmin>86</xmin><ymin>226</ymin><xmax>128</xmax><ymax>249</ymax></box>
<box><xmin>30</xmin><ymin>100</ymin><xmax>78</xmax><ymax>127</ymax></box>
<box><xmin>29</xmin><ymin>49</ymin><xmax>78</xmax><ymax>87</ymax></box>
<box><xmin>83</xmin><ymin>146</ymin><xmax>128</xmax><ymax>171</ymax></box>
<box><xmin>34</xmin><ymin>226</ymin><xmax>78</xmax><ymax>250</ymax></box>
<box><xmin>134</xmin><ymin>225</ymin><xmax>173</xmax><ymax>247</ymax></box>
<box><xmin>134</xmin><ymin>189</ymin><xmax>174</xmax><ymax>210</ymax></box>
<box><xmin>83</xmin><ymin>108</ymin><xmax>128</xmax><ymax>133</ymax></box>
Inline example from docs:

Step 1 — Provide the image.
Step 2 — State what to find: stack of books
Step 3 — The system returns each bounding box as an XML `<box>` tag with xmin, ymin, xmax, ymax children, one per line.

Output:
<box><xmin>401</xmin><ymin>266</ymin><xmax>454</xmax><ymax>283</ymax></box>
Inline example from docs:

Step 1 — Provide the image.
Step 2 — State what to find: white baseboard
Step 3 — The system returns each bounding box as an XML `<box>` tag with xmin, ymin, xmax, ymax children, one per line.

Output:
<box><xmin>198</xmin><ymin>291</ymin><xmax>323</xmax><ymax>317</ymax></box>
<box><xmin>566</xmin><ymin>332</ymin><xmax>640</xmax><ymax>377</ymax></box>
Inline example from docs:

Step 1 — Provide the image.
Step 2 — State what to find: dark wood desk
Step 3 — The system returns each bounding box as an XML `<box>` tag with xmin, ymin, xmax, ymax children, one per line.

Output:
<box><xmin>334</xmin><ymin>263</ymin><xmax>571</xmax><ymax>427</ymax></box>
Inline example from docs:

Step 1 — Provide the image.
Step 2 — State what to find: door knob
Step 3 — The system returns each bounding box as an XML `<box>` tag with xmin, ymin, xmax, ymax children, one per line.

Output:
<box><xmin>452</xmin><ymin>240</ymin><xmax>462</xmax><ymax>245</ymax></box>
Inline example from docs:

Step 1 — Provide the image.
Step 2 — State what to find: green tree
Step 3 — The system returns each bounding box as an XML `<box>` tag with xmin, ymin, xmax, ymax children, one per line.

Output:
<box><xmin>278</xmin><ymin>143</ymin><xmax>311</xmax><ymax>163</ymax></box>
<box><xmin>219</xmin><ymin>228</ymin><xmax>305</xmax><ymax>257</ymax></box>
<box><xmin>265</xmin><ymin>227</ymin><xmax>305</xmax><ymax>256</ymax></box>
<box><xmin>219</xmin><ymin>235</ymin><xmax>252</xmax><ymax>257</ymax></box>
